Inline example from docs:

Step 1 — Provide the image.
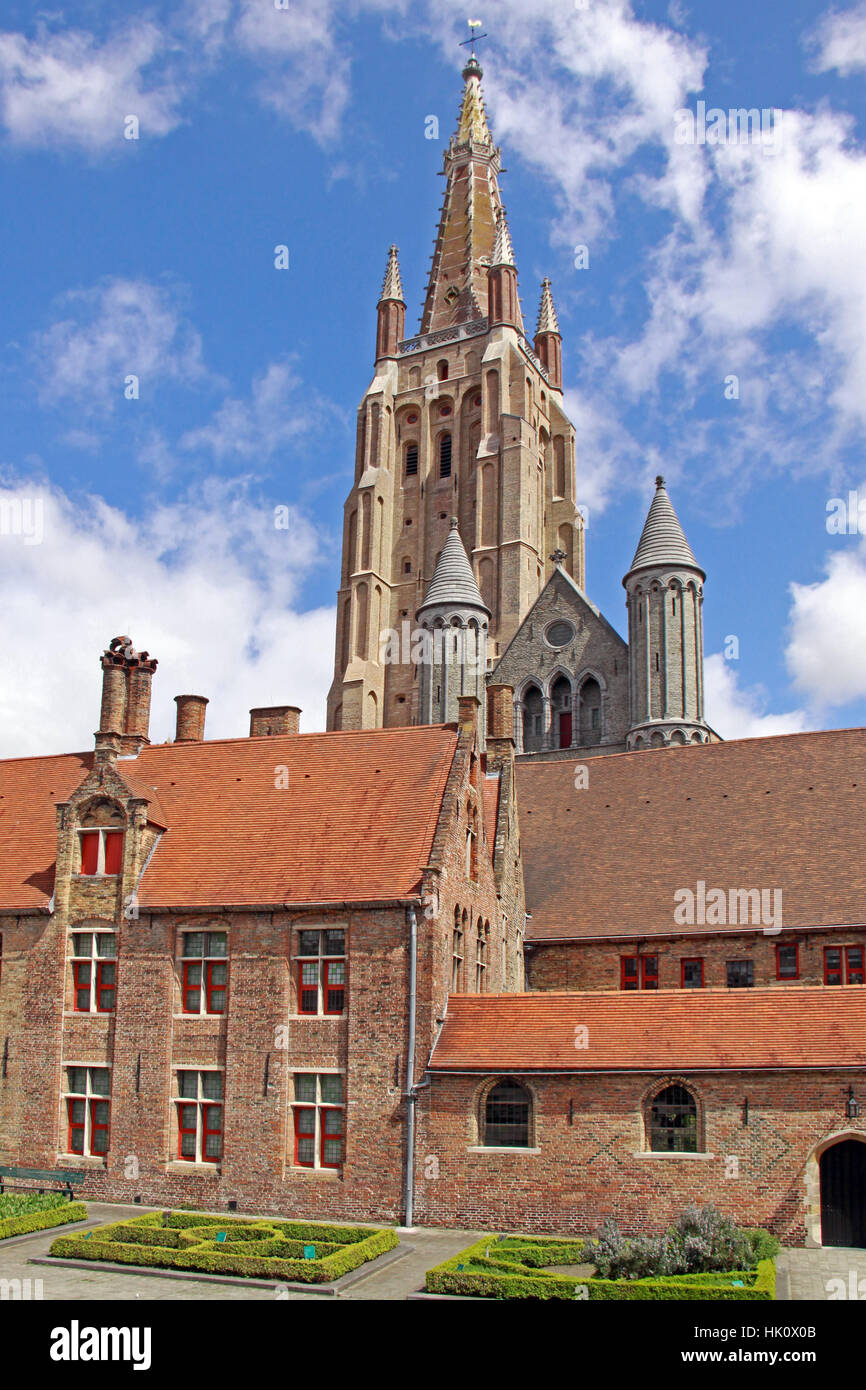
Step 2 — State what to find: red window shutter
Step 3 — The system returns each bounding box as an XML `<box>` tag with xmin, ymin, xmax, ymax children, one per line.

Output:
<box><xmin>79</xmin><ymin>832</ymin><xmax>99</xmax><ymax>875</ymax></box>
<box><xmin>558</xmin><ymin>713</ymin><xmax>572</xmax><ymax>749</ymax></box>
<box><xmin>103</xmin><ymin>831</ymin><xmax>123</xmax><ymax>875</ymax></box>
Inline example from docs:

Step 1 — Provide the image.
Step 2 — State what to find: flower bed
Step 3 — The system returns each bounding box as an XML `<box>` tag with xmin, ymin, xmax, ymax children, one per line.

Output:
<box><xmin>0</xmin><ymin>1193</ymin><xmax>88</xmax><ymax>1241</ymax></box>
<box><xmin>49</xmin><ymin>1211</ymin><xmax>398</xmax><ymax>1283</ymax></box>
<box><xmin>425</xmin><ymin>1233</ymin><xmax>776</xmax><ymax>1301</ymax></box>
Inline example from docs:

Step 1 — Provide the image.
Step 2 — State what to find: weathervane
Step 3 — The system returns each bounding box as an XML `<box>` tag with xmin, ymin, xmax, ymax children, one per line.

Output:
<box><xmin>460</xmin><ymin>17</ymin><xmax>487</xmax><ymax>58</ymax></box>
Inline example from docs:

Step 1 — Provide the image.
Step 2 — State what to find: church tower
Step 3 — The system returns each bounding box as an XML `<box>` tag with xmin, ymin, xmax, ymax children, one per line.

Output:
<box><xmin>327</xmin><ymin>54</ymin><xmax>584</xmax><ymax>732</ymax></box>
<box><xmin>623</xmin><ymin>477</ymin><xmax>711</xmax><ymax>749</ymax></box>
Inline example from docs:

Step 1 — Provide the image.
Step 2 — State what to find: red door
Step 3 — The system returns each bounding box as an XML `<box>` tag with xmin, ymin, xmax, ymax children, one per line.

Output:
<box><xmin>558</xmin><ymin>713</ymin><xmax>572</xmax><ymax>748</ymax></box>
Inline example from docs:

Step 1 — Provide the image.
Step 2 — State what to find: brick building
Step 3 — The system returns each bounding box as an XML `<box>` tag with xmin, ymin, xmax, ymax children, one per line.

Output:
<box><xmin>3</xmin><ymin>55</ymin><xmax>866</xmax><ymax>1249</ymax></box>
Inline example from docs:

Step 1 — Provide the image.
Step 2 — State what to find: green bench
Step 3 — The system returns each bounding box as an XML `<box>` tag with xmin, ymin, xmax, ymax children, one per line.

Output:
<box><xmin>0</xmin><ymin>1166</ymin><xmax>86</xmax><ymax>1201</ymax></box>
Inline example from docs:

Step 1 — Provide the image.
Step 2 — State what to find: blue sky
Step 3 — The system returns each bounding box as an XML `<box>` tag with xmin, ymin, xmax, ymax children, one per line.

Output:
<box><xmin>1</xmin><ymin>0</ymin><xmax>866</xmax><ymax>753</ymax></box>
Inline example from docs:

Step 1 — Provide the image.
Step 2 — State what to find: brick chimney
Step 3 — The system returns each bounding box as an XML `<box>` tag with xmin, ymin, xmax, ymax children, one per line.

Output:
<box><xmin>485</xmin><ymin>683</ymin><xmax>515</xmax><ymax>769</ymax></box>
<box><xmin>98</xmin><ymin>637</ymin><xmax>158</xmax><ymax>758</ymax></box>
<box><xmin>249</xmin><ymin>706</ymin><xmax>301</xmax><ymax>737</ymax></box>
<box><xmin>175</xmin><ymin>695</ymin><xmax>208</xmax><ymax>743</ymax></box>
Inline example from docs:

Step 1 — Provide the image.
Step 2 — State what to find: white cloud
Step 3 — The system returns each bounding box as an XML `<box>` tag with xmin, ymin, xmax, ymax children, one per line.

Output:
<box><xmin>786</xmin><ymin>546</ymin><xmax>866</xmax><ymax>707</ymax></box>
<box><xmin>0</xmin><ymin>22</ymin><xmax>183</xmax><ymax>151</ymax></box>
<box><xmin>703</xmin><ymin>653</ymin><xmax>811</xmax><ymax>739</ymax></box>
<box><xmin>234</xmin><ymin>0</ymin><xmax>351</xmax><ymax>143</ymax></box>
<box><xmin>34</xmin><ymin>278</ymin><xmax>207</xmax><ymax>412</ymax></box>
<box><xmin>0</xmin><ymin>476</ymin><xmax>335</xmax><ymax>757</ymax></box>
<box><xmin>810</xmin><ymin>1</ymin><xmax>866</xmax><ymax>75</ymax></box>
<box><xmin>181</xmin><ymin>361</ymin><xmax>343</xmax><ymax>462</ymax></box>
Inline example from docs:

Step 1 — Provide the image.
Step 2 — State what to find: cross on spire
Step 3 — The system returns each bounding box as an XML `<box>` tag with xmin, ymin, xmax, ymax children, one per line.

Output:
<box><xmin>459</xmin><ymin>18</ymin><xmax>488</xmax><ymax>59</ymax></box>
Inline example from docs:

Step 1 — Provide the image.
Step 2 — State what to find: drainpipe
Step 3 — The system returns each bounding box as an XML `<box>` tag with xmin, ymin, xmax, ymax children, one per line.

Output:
<box><xmin>403</xmin><ymin>902</ymin><xmax>419</xmax><ymax>1228</ymax></box>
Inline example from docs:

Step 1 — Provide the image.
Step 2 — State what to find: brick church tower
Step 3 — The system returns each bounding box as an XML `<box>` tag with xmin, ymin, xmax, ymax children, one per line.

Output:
<box><xmin>327</xmin><ymin>54</ymin><xmax>584</xmax><ymax>732</ymax></box>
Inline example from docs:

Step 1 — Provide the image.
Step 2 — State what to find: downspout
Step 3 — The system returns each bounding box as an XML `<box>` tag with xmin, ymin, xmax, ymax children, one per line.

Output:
<box><xmin>403</xmin><ymin>902</ymin><xmax>419</xmax><ymax>1228</ymax></box>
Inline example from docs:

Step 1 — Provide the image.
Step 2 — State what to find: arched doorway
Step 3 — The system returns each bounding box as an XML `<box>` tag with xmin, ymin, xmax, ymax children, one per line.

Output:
<box><xmin>820</xmin><ymin>1139</ymin><xmax>866</xmax><ymax>1246</ymax></box>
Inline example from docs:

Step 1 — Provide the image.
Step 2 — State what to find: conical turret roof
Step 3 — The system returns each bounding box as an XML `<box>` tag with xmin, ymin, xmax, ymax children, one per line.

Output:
<box><xmin>418</xmin><ymin>519</ymin><xmax>490</xmax><ymax>614</ymax></box>
<box><xmin>627</xmin><ymin>477</ymin><xmax>704</xmax><ymax>577</ymax></box>
<box><xmin>491</xmin><ymin>205</ymin><xmax>517</xmax><ymax>269</ymax></box>
<box><xmin>379</xmin><ymin>245</ymin><xmax>404</xmax><ymax>303</ymax></box>
<box><xmin>536</xmin><ymin>278</ymin><xmax>560</xmax><ymax>335</ymax></box>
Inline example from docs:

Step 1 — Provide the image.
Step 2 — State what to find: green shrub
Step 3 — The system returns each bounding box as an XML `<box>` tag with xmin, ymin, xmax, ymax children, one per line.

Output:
<box><xmin>0</xmin><ymin>1192</ymin><xmax>68</xmax><ymax>1218</ymax></box>
<box><xmin>0</xmin><ymin>1200</ymin><xmax>87</xmax><ymax>1241</ymax></box>
<box><xmin>48</xmin><ymin>1211</ymin><xmax>398</xmax><ymax>1284</ymax></box>
<box><xmin>425</xmin><ymin>1232</ymin><xmax>776</xmax><ymax>1302</ymax></box>
<box><xmin>588</xmin><ymin>1205</ymin><xmax>765</xmax><ymax>1280</ymax></box>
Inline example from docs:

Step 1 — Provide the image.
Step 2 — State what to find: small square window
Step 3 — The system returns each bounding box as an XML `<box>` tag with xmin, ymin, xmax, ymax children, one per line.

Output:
<box><xmin>776</xmin><ymin>944</ymin><xmax>799</xmax><ymax>980</ymax></box>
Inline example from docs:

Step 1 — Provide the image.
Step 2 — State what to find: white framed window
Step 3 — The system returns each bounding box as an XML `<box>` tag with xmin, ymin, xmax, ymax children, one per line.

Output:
<box><xmin>70</xmin><ymin>930</ymin><xmax>117</xmax><ymax>1014</ymax></box>
<box><xmin>292</xmin><ymin>1073</ymin><xmax>344</xmax><ymax>1169</ymax></box>
<box><xmin>64</xmin><ymin>1065</ymin><xmax>111</xmax><ymax>1157</ymax></box>
<box><xmin>175</xmin><ymin>1069</ymin><xmax>224</xmax><ymax>1163</ymax></box>
<box><xmin>78</xmin><ymin>828</ymin><xmax>124</xmax><ymax>876</ymax></box>
<box><xmin>180</xmin><ymin>931</ymin><xmax>228</xmax><ymax>1015</ymax></box>
<box><xmin>295</xmin><ymin>928</ymin><xmax>347</xmax><ymax>1016</ymax></box>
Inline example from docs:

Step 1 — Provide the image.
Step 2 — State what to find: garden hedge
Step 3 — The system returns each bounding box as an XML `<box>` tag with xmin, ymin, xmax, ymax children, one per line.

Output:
<box><xmin>49</xmin><ymin>1211</ymin><xmax>398</xmax><ymax>1283</ymax></box>
<box><xmin>0</xmin><ymin>1198</ymin><xmax>88</xmax><ymax>1242</ymax></box>
<box><xmin>425</xmin><ymin>1234</ymin><xmax>776</xmax><ymax>1301</ymax></box>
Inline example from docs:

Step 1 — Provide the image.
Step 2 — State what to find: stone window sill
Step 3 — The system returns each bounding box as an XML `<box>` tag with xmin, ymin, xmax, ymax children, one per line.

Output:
<box><xmin>632</xmin><ymin>1151</ymin><xmax>716</xmax><ymax>1160</ymax></box>
<box><xmin>165</xmin><ymin>1162</ymin><xmax>221</xmax><ymax>1177</ymax></box>
<box><xmin>466</xmin><ymin>1146</ymin><xmax>541</xmax><ymax>1155</ymax></box>
<box><xmin>57</xmin><ymin>1154</ymin><xmax>107</xmax><ymax>1170</ymax></box>
<box><xmin>284</xmin><ymin>1166</ymin><xmax>342</xmax><ymax>1180</ymax></box>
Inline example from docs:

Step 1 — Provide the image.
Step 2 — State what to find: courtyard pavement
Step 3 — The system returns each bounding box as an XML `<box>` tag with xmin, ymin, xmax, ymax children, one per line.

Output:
<box><xmin>777</xmin><ymin>1245</ymin><xmax>866</xmax><ymax>1301</ymax></box>
<box><xmin>0</xmin><ymin>1203</ymin><xmax>480</xmax><ymax>1302</ymax></box>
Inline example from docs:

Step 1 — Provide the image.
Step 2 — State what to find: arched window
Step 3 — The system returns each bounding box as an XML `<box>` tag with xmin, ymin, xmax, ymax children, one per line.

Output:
<box><xmin>483</xmin><ymin>1079</ymin><xmax>531</xmax><ymax>1148</ymax></box>
<box><xmin>439</xmin><ymin>433</ymin><xmax>452</xmax><ymax>478</ymax></box>
<box><xmin>522</xmin><ymin>684</ymin><xmax>543</xmax><ymax>751</ymax></box>
<box><xmin>553</xmin><ymin>436</ymin><xmax>566</xmax><ymax>498</ymax></box>
<box><xmin>551</xmin><ymin>675</ymin><xmax>572</xmax><ymax>749</ymax></box>
<box><xmin>405</xmin><ymin>443</ymin><xmax>418</xmax><ymax>476</ymax></box>
<box><xmin>452</xmin><ymin>907</ymin><xmax>463</xmax><ymax>992</ymax></box>
<box><xmin>475</xmin><ymin>917</ymin><xmax>488</xmax><ymax>992</ymax></box>
<box><xmin>578</xmin><ymin>676</ymin><xmax>601</xmax><ymax>746</ymax></box>
<box><xmin>648</xmin><ymin>1084</ymin><xmax>698</xmax><ymax>1153</ymax></box>
<box><xmin>437</xmin><ymin>359</ymin><xmax>449</xmax><ymax>382</ymax></box>
<box><xmin>466</xmin><ymin>806</ymin><xmax>478</xmax><ymax>881</ymax></box>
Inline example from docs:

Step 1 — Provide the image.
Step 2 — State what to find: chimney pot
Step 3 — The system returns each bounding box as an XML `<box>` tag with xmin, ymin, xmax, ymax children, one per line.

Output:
<box><xmin>249</xmin><ymin>706</ymin><xmax>301</xmax><ymax>737</ymax></box>
<box><xmin>175</xmin><ymin>695</ymin><xmax>209</xmax><ymax>743</ymax></box>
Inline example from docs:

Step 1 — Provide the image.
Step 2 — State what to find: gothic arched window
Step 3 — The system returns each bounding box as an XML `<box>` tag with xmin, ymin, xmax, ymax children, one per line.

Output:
<box><xmin>551</xmin><ymin>675</ymin><xmax>572</xmax><ymax>750</ymax></box>
<box><xmin>578</xmin><ymin>676</ymin><xmax>601</xmax><ymax>746</ymax></box>
<box><xmin>648</xmin><ymin>1084</ymin><xmax>698</xmax><ymax>1153</ymax></box>
<box><xmin>483</xmin><ymin>1079</ymin><xmax>531</xmax><ymax>1148</ymax></box>
<box><xmin>522</xmin><ymin>684</ymin><xmax>543</xmax><ymax>752</ymax></box>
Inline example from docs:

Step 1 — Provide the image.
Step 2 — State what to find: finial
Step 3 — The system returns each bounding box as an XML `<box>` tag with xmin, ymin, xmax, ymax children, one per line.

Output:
<box><xmin>656</xmin><ymin>475</ymin><xmax>665</xmax><ymax>488</ymax></box>
<box><xmin>536</xmin><ymin>277</ymin><xmax>560</xmax><ymax>336</ymax></box>
<box><xmin>491</xmin><ymin>204</ymin><xmax>517</xmax><ymax>269</ymax></box>
<box><xmin>550</xmin><ymin>548</ymin><xmax>567</xmax><ymax>566</ymax></box>
<box><xmin>460</xmin><ymin>18</ymin><xmax>487</xmax><ymax>76</ymax></box>
<box><xmin>450</xmin><ymin>516</ymin><xmax>459</xmax><ymax>530</ymax></box>
<box><xmin>380</xmin><ymin>245</ymin><xmax>404</xmax><ymax>303</ymax></box>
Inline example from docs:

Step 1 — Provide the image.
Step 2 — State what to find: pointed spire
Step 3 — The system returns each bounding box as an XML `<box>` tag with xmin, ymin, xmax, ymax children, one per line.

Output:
<box><xmin>628</xmin><ymin>477</ymin><xmax>704</xmax><ymax>576</ymax></box>
<box><xmin>418</xmin><ymin>519</ymin><xmax>490</xmax><ymax>614</ymax></box>
<box><xmin>419</xmin><ymin>63</ymin><xmax>505</xmax><ymax>334</ymax></box>
<box><xmin>536</xmin><ymin>278</ymin><xmax>560</xmax><ymax>336</ymax></box>
<box><xmin>491</xmin><ymin>205</ymin><xmax>517</xmax><ymax>269</ymax></box>
<box><xmin>455</xmin><ymin>55</ymin><xmax>494</xmax><ymax>149</ymax></box>
<box><xmin>379</xmin><ymin>244</ymin><xmax>404</xmax><ymax>304</ymax></box>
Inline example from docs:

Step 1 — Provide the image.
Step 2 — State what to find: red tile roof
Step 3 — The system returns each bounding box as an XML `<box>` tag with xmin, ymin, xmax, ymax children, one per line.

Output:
<box><xmin>430</xmin><ymin>988</ymin><xmax>866</xmax><ymax>1071</ymax></box>
<box><xmin>0</xmin><ymin>752</ymin><xmax>93</xmax><ymax>910</ymax></box>
<box><xmin>516</xmin><ymin>728</ymin><xmax>866</xmax><ymax>940</ymax></box>
<box><xmin>0</xmin><ymin>727</ymin><xmax>458</xmax><ymax>911</ymax></box>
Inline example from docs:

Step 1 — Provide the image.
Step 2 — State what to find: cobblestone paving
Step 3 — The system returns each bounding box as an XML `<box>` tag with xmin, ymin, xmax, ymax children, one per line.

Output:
<box><xmin>0</xmin><ymin>1203</ymin><xmax>479</xmax><ymax>1302</ymax></box>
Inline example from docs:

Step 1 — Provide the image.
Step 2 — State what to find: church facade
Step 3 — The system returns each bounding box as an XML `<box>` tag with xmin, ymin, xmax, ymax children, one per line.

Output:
<box><xmin>2</xmin><ymin>58</ymin><xmax>866</xmax><ymax>1250</ymax></box>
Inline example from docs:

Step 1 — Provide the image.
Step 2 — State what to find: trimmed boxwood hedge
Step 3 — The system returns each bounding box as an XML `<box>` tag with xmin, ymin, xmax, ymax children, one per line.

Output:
<box><xmin>49</xmin><ymin>1211</ymin><xmax>398</xmax><ymax>1283</ymax></box>
<box><xmin>0</xmin><ymin>1200</ymin><xmax>88</xmax><ymax>1242</ymax></box>
<box><xmin>425</xmin><ymin>1235</ymin><xmax>776</xmax><ymax>1301</ymax></box>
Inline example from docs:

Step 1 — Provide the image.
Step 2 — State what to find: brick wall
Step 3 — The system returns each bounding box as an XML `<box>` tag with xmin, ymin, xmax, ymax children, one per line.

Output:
<box><xmin>415</xmin><ymin>1069</ymin><xmax>866</xmax><ymax>1242</ymax></box>
<box><xmin>526</xmin><ymin>930</ymin><xmax>866</xmax><ymax>992</ymax></box>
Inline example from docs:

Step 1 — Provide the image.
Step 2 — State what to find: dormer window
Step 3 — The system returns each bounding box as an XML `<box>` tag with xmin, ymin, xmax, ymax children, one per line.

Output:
<box><xmin>78</xmin><ymin>829</ymin><xmax>124</xmax><ymax>876</ymax></box>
